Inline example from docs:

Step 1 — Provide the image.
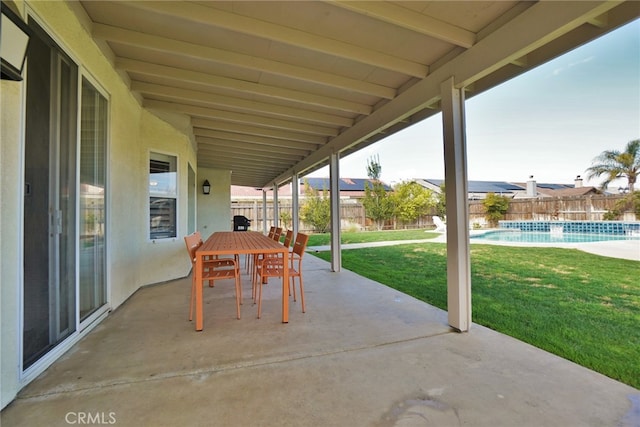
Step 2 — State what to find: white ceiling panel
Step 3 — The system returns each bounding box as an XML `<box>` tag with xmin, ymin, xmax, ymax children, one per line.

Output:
<box><xmin>76</xmin><ymin>0</ymin><xmax>638</xmax><ymax>188</ymax></box>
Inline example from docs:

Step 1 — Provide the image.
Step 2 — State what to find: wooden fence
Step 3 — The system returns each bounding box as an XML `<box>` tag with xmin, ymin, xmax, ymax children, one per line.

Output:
<box><xmin>231</xmin><ymin>194</ymin><xmax>636</xmax><ymax>232</ymax></box>
<box><xmin>231</xmin><ymin>201</ymin><xmax>367</xmax><ymax>232</ymax></box>
<box><xmin>468</xmin><ymin>194</ymin><xmax>635</xmax><ymax>226</ymax></box>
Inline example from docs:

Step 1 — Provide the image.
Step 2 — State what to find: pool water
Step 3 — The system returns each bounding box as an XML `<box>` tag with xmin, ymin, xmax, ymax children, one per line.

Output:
<box><xmin>471</xmin><ymin>230</ymin><xmax>640</xmax><ymax>244</ymax></box>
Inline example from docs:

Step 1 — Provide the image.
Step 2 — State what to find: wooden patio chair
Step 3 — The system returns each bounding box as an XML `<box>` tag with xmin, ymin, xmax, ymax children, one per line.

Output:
<box><xmin>272</xmin><ymin>227</ymin><xmax>283</xmax><ymax>242</ymax></box>
<box><xmin>250</xmin><ymin>226</ymin><xmax>284</xmax><ymax>282</ymax></box>
<box><xmin>282</xmin><ymin>229</ymin><xmax>294</xmax><ymax>250</ymax></box>
<box><xmin>247</xmin><ymin>226</ymin><xmax>277</xmax><ymax>273</ymax></box>
<box><xmin>254</xmin><ymin>232</ymin><xmax>309</xmax><ymax>319</ymax></box>
<box><xmin>184</xmin><ymin>232</ymin><xmax>242</xmax><ymax>321</ymax></box>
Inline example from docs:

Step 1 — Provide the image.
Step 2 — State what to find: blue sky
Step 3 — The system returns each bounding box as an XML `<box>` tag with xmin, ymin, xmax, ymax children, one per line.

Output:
<box><xmin>309</xmin><ymin>19</ymin><xmax>639</xmax><ymax>189</ymax></box>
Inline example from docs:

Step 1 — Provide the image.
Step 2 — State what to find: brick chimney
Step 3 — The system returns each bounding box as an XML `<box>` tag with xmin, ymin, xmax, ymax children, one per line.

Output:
<box><xmin>574</xmin><ymin>175</ymin><xmax>583</xmax><ymax>188</ymax></box>
<box><xmin>526</xmin><ymin>175</ymin><xmax>537</xmax><ymax>197</ymax></box>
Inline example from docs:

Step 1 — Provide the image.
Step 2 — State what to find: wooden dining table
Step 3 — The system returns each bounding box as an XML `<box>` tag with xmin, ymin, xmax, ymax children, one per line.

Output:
<box><xmin>194</xmin><ymin>231</ymin><xmax>289</xmax><ymax>331</ymax></box>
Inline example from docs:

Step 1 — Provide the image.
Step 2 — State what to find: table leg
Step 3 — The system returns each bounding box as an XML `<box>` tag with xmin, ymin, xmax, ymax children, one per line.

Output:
<box><xmin>196</xmin><ymin>254</ymin><xmax>204</xmax><ymax>331</ymax></box>
<box><xmin>282</xmin><ymin>249</ymin><xmax>289</xmax><ymax>323</ymax></box>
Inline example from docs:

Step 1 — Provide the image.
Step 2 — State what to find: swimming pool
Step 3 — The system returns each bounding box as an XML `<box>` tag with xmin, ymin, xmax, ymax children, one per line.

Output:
<box><xmin>471</xmin><ymin>230</ymin><xmax>640</xmax><ymax>244</ymax></box>
<box><xmin>499</xmin><ymin>220</ymin><xmax>640</xmax><ymax>235</ymax></box>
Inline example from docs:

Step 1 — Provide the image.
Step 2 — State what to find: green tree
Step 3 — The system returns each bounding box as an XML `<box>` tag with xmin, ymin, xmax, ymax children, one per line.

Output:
<box><xmin>362</xmin><ymin>156</ymin><xmax>394</xmax><ymax>230</ymax></box>
<box><xmin>279</xmin><ymin>210</ymin><xmax>292</xmax><ymax>230</ymax></box>
<box><xmin>299</xmin><ymin>180</ymin><xmax>331</xmax><ymax>232</ymax></box>
<box><xmin>483</xmin><ymin>193</ymin><xmax>510</xmax><ymax>227</ymax></box>
<box><xmin>392</xmin><ymin>181</ymin><xmax>434</xmax><ymax>227</ymax></box>
<box><xmin>363</xmin><ymin>182</ymin><xmax>394</xmax><ymax>230</ymax></box>
<box><xmin>366</xmin><ymin>154</ymin><xmax>382</xmax><ymax>180</ymax></box>
<box><xmin>585</xmin><ymin>139</ymin><xmax>639</xmax><ymax>193</ymax></box>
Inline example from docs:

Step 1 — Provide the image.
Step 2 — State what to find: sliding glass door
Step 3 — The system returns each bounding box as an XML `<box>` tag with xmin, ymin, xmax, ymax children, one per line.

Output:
<box><xmin>23</xmin><ymin>19</ymin><xmax>77</xmax><ymax>369</ymax></box>
<box><xmin>23</xmin><ymin>18</ymin><xmax>109</xmax><ymax>370</ymax></box>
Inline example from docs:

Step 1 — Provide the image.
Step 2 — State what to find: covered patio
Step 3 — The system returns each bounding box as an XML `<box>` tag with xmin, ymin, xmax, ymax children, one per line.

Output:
<box><xmin>2</xmin><ymin>254</ymin><xmax>637</xmax><ymax>426</ymax></box>
<box><xmin>2</xmin><ymin>0</ymin><xmax>638</xmax><ymax>419</ymax></box>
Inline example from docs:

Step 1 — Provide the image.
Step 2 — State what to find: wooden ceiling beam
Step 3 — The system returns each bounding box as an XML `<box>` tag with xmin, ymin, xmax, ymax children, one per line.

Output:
<box><xmin>330</xmin><ymin>1</ymin><xmax>476</xmax><ymax>48</ymax></box>
<box><xmin>94</xmin><ymin>23</ymin><xmax>395</xmax><ymax>99</ymax></box>
<box><xmin>195</xmin><ymin>132</ymin><xmax>316</xmax><ymax>152</ymax></box>
<box><xmin>198</xmin><ymin>152</ymin><xmax>303</xmax><ymax>167</ymax></box>
<box><xmin>125</xmin><ymin>0</ymin><xmax>428</xmax><ymax>77</ymax></box>
<box><xmin>194</xmin><ymin>135</ymin><xmax>313</xmax><ymax>156</ymax></box>
<box><xmin>196</xmin><ymin>143</ymin><xmax>307</xmax><ymax>162</ymax></box>
<box><xmin>191</xmin><ymin>118</ymin><xmax>327</xmax><ymax>145</ymax></box>
<box><xmin>134</xmin><ymin>82</ymin><xmax>354</xmax><ymax>127</ymax></box>
<box><xmin>191</xmin><ymin>109</ymin><xmax>340</xmax><ymax>137</ymax></box>
<box><xmin>120</xmin><ymin>60</ymin><xmax>372</xmax><ymax>115</ymax></box>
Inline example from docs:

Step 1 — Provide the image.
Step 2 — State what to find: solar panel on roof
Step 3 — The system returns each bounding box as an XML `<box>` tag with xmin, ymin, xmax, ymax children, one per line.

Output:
<box><xmin>537</xmin><ymin>183</ymin><xmax>573</xmax><ymax>190</ymax></box>
<box><xmin>304</xmin><ymin>177</ymin><xmax>391</xmax><ymax>191</ymax></box>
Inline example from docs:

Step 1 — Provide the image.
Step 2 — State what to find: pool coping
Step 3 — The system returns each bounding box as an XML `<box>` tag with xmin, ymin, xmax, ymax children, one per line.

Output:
<box><xmin>467</xmin><ymin>229</ymin><xmax>639</xmax><ymax>261</ymax></box>
<box><xmin>307</xmin><ymin>231</ymin><xmax>639</xmax><ymax>262</ymax></box>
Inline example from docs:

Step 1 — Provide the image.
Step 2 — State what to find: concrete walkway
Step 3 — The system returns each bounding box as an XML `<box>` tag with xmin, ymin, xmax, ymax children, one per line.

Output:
<box><xmin>2</xmin><ymin>253</ymin><xmax>638</xmax><ymax>426</ymax></box>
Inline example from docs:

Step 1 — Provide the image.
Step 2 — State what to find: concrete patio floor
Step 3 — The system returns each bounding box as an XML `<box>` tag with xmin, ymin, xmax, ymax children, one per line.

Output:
<box><xmin>2</xmin><ymin>253</ymin><xmax>638</xmax><ymax>426</ymax></box>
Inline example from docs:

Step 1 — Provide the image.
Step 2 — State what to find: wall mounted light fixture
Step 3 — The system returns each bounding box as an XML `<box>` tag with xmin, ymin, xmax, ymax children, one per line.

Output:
<box><xmin>202</xmin><ymin>179</ymin><xmax>211</xmax><ymax>195</ymax></box>
<box><xmin>1</xmin><ymin>5</ymin><xmax>31</xmax><ymax>81</ymax></box>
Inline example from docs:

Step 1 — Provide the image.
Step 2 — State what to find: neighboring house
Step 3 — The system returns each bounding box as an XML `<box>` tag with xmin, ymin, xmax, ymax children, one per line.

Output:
<box><xmin>415</xmin><ymin>176</ymin><xmax>600</xmax><ymax>200</ymax></box>
<box><xmin>231</xmin><ymin>177</ymin><xmax>392</xmax><ymax>203</ymax></box>
<box><xmin>541</xmin><ymin>186</ymin><xmax>602</xmax><ymax>197</ymax></box>
<box><xmin>302</xmin><ymin>177</ymin><xmax>392</xmax><ymax>200</ymax></box>
<box><xmin>231</xmin><ymin>185</ymin><xmax>293</xmax><ymax>202</ymax></box>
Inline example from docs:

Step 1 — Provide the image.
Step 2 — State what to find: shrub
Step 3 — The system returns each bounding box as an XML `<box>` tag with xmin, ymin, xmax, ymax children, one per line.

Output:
<box><xmin>604</xmin><ymin>191</ymin><xmax>640</xmax><ymax>220</ymax></box>
<box><xmin>392</xmin><ymin>181</ymin><xmax>434</xmax><ymax>226</ymax></box>
<box><xmin>483</xmin><ymin>193</ymin><xmax>510</xmax><ymax>227</ymax></box>
<box><xmin>300</xmin><ymin>181</ymin><xmax>331</xmax><ymax>232</ymax></box>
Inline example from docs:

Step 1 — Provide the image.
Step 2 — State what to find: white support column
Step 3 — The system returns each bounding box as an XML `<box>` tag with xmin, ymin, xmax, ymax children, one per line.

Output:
<box><xmin>441</xmin><ymin>77</ymin><xmax>472</xmax><ymax>332</ymax></box>
<box><xmin>329</xmin><ymin>152</ymin><xmax>342</xmax><ymax>272</ymax></box>
<box><xmin>252</xmin><ymin>200</ymin><xmax>258</xmax><ymax>230</ymax></box>
<box><xmin>273</xmin><ymin>184</ymin><xmax>279</xmax><ymax>228</ymax></box>
<box><xmin>292</xmin><ymin>173</ymin><xmax>300</xmax><ymax>236</ymax></box>
<box><xmin>262</xmin><ymin>190</ymin><xmax>268</xmax><ymax>234</ymax></box>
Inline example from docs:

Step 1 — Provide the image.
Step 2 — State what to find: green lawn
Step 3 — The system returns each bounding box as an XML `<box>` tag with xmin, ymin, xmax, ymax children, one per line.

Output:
<box><xmin>311</xmin><ymin>241</ymin><xmax>640</xmax><ymax>389</ymax></box>
<box><xmin>306</xmin><ymin>229</ymin><xmax>440</xmax><ymax>246</ymax></box>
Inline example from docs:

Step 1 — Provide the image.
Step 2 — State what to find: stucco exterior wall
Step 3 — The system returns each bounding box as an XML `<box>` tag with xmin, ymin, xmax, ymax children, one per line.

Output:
<box><xmin>197</xmin><ymin>168</ymin><xmax>232</xmax><ymax>239</ymax></box>
<box><xmin>1</xmin><ymin>78</ymin><xmax>26</xmax><ymax>411</ymax></box>
<box><xmin>0</xmin><ymin>0</ymin><xmax>220</xmax><ymax>408</ymax></box>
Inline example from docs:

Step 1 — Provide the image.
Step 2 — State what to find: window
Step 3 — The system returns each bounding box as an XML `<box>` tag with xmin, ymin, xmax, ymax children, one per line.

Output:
<box><xmin>149</xmin><ymin>152</ymin><xmax>177</xmax><ymax>239</ymax></box>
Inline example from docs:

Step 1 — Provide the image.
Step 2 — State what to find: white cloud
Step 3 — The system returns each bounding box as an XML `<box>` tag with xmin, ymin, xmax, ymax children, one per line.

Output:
<box><xmin>552</xmin><ymin>55</ymin><xmax>595</xmax><ymax>75</ymax></box>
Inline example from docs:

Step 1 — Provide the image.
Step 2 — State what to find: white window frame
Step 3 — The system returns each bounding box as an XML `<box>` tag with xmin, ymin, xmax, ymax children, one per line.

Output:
<box><xmin>148</xmin><ymin>150</ymin><xmax>179</xmax><ymax>241</ymax></box>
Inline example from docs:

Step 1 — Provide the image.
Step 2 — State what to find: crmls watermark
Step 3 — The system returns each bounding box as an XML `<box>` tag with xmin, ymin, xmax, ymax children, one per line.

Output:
<box><xmin>65</xmin><ymin>412</ymin><xmax>117</xmax><ymax>425</ymax></box>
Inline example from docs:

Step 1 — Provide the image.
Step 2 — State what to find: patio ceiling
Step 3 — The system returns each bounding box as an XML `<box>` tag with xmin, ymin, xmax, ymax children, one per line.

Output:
<box><xmin>75</xmin><ymin>1</ymin><xmax>638</xmax><ymax>188</ymax></box>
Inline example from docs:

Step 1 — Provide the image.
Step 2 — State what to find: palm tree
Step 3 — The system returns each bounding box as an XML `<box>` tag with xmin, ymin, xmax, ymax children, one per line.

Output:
<box><xmin>585</xmin><ymin>139</ymin><xmax>639</xmax><ymax>193</ymax></box>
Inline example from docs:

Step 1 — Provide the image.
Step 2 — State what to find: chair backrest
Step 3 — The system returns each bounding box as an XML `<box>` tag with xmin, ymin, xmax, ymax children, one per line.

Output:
<box><xmin>194</xmin><ymin>230</ymin><xmax>203</xmax><ymax>244</ymax></box>
<box><xmin>184</xmin><ymin>232</ymin><xmax>202</xmax><ymax>265</ymax></box>
<box><xmin>273</xmin><ymin>227</ymin><xmax>283</xmax><ymax>241</ymax></box>
<box><xmin>291</xmin><ymin>233</ymin><xmax>309</xmax><ymax>259</ymax></box>
<box><xmin>282</xmin><ymin>229</ymin><xmax>294</xmax><ymax>248</ymax></box>
<box><xmin>432</xmin><ymin>216</ymin><xmax>446</xmax><ymax>232</ymax></box>
<box><xmin>267</xmin><ymin>226</ymin><xmax>276</xmax><ymax>238</ymax></box>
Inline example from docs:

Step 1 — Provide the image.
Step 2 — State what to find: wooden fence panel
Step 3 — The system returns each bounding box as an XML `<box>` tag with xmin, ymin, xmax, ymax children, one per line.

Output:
<box><xmin>469</xmin><ymin>195</ymin><xmax>633</xmax><ymax>225</ymax></box>
<box><xmin>231</xmin><ymin>195</ymin><xmax>635</xmax><ymax>232</ymax></box>
<box><xmin>230</xmin><ymin>202</ymin><xmax>367</xmax><ymax>232</ymax></box>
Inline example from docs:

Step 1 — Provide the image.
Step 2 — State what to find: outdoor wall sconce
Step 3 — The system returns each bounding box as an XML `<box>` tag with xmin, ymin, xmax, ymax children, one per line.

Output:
<box><xmin>202</xmin><ymin>180</ymin><xmax>211</xmax><ymax>195</ymax></box>
<box><xmin>1</xmin><ymin>4</ymin><xmax>31</xmax><ymax>81</ymax></box>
